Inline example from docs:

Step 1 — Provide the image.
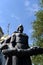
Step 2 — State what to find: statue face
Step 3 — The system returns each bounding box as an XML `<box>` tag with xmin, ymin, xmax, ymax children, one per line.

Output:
<box><xmin>19</xmin><ymin>27</ymin><xmax>22</xmax><ymax>32</ymax></box>
<box><xmin>17</xmin><ymin>24</ymin><xmax>24</xmax><ymax>33</ymax></box>
<box><xmin>18</xmin><ymin>26</ymin><xmax>23</xmax><ymax>33</ymax></box>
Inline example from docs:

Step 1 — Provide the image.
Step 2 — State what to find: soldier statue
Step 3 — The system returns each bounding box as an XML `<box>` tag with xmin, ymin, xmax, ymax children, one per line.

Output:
<box><xmin>0</xmin><ymin>24</ymin><xmax>43</xmax><ymax>65</ymax></box>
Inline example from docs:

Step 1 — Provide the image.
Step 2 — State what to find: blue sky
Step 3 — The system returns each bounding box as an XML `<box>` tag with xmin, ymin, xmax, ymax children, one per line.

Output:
<box><xmin>0</xmin><ymin>0</ymin><xmax>39</xmax><ymax>45</ymax></box>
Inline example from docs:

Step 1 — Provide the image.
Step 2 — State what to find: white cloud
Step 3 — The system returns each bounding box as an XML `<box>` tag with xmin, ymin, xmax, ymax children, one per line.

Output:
<box><xmin>11</xmin><ymin>14</ymin><xmax>20</xmax><ymax>20</ymax></box>
<box><xmin>24</xmin><ymin>0</ymin><xmax>30</xmax><ymax>7</ymax></box>
<box><xmin>24</xmin><ymin>0</ymin><xmax>39</xmax><ymax>13</ymax></box>
<box><xmin>26</xmin><ymin>6</ymin><xmax>39</xmax><ymax>12</ymax></box>
<box><xmin>14</xmin><ymin>16</ymin><xmax>20</xmax><ymax>20</ymax></box>
<box><xmin>32</xmin><ymin>4</ymin><xmax>39</xmax><ymax>12</ymax></box>
<box><xmin>33</xmin><ymin>4</ymin><xmax>38</xmax><ymax>8</ymax></box>
<box><xmin>25</xmin><ymin>4</ymin><xmax>39</xmax><ymax>16</ymax></box>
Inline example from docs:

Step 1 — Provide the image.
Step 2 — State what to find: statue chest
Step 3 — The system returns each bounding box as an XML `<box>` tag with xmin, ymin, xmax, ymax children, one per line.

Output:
<box><xmin>15</xmin><ymin>33</ymin><xmax>28</xmax><ymax>49</ymax></box>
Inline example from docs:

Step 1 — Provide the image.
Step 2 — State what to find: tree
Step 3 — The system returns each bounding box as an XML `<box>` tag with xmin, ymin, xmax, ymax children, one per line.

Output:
<box><xmin>32</xmin><ymin>0</ymin><xmax>43</xmax><ymax>65</ymax></box>
<box><xmin>32</xmin><ymin>10</ymin><xmax>43</xmax><ymax>65</ymax></box>
<box><xmin>40</xmin><ymin>0</ymin><xmax>43</xmax><ymax>7</ymax></box>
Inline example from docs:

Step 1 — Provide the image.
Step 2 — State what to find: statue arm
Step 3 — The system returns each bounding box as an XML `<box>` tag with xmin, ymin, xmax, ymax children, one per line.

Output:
<box><xmin>17</xmin><ymin>46</ymin><xmax>43</xmax><ymax>56</ymax></box>
<box><xmin>0</xmin><ymin>43</ymin><xmax>9</xmax><ymax>51</ymax></box>
<box><xmin>2</xmin><ymin>48</ymin><xmax>18</xmax><ymax>57</ymax></box>
<box><xmin>10</xmin><ymin>33</ymin><xmax>16</xmax><ymax>47</ymax></box>
<box><xmin>2</xmin><ymin>47</ymin><xmax>43</xmax><ymax>57</ymax></box>
<box><xmin>30</xmin><ymin>46</ymin><xmax>43</xmax><ymax>56</ymax></box>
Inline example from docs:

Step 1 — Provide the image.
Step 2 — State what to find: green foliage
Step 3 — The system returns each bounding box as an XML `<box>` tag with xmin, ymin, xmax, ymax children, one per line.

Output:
<box><xmin>32</xmin><ymin>10</ymin><xmax>43</xmax><ymax>47</ymax></box>
<box><xmin>40</xmin><ymin>0</ymin><xmax>43</xmax><ymax>7</ymax></box>
<box><xmin>32</xmin><ymin>0</ymin><xmax>43</xmax><ymax>64</ymax></box>
<box><xmin>32</xmin><ymin>55</ymin><xmax>43</xmax><ymax>65</ymax></box>
<box><xmin>32</xmin><ymin>11</ymin><xmax>43</xmax><ymax>65</ymax></box>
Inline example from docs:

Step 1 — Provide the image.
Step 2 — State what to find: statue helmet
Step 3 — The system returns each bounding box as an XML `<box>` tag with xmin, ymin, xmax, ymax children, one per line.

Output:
<box><xmin>17</xmin><ymin>24</ymin><xmax>24</xmax><ymax>33</ymax></box>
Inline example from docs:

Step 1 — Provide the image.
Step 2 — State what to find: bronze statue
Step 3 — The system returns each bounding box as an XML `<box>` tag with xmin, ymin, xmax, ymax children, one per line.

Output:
<box><xmin>0</xmin><ymin>24</ymin><xmax>43</xmax><ymax>65</ymax></box>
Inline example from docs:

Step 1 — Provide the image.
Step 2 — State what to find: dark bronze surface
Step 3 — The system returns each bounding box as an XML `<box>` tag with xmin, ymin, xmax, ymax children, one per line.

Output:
<box><xmin>0</xmin><ymin>25</ymin><xmax>43</xmax><ymax>65</ymax></box>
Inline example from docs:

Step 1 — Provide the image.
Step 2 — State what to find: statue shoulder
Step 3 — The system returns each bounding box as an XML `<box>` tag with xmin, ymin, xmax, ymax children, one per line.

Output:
<box><xmin>15</xmin><ymin>32</ymin><xmax>28</xmax><ymax>38</ymax></box>
<box><xmin>22</xmin><ymin>33</ymin><xmax>28</xmax><ymax>38</ymax></box>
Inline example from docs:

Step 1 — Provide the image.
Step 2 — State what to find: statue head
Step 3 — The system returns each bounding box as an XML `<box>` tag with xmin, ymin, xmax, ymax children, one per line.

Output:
<box><xmin>17</xmin><ymin>24</ymin><xmax>24</xmax><ymax>33</ymax></box>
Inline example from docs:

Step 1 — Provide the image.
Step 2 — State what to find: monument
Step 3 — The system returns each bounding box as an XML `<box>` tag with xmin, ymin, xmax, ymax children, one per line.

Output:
<box><xmin>0</xmin><ymin>24</ymin><xmax>43</xmax><ymax>65</ymax></box>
